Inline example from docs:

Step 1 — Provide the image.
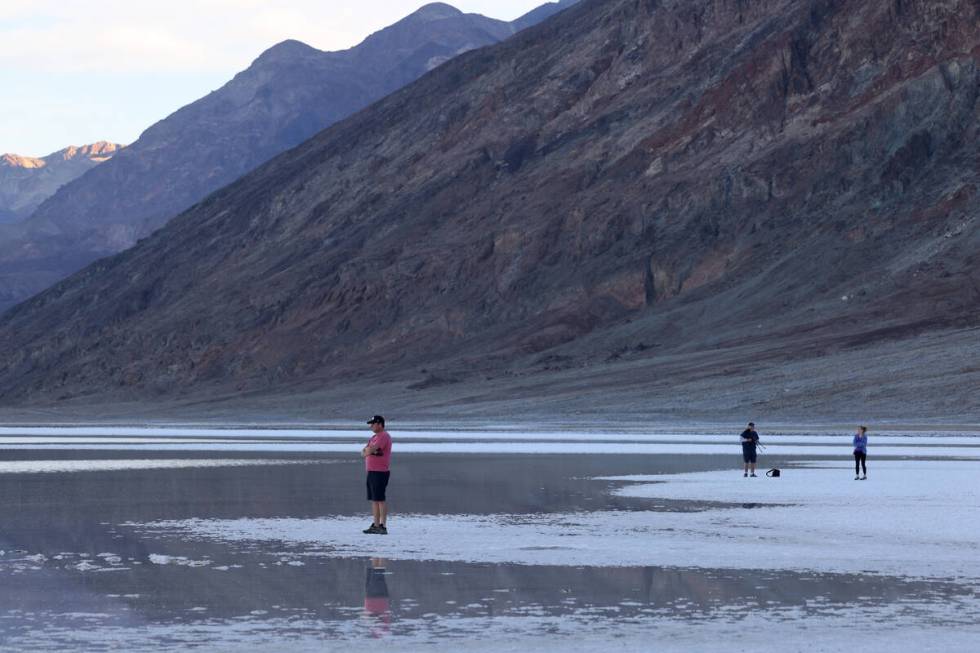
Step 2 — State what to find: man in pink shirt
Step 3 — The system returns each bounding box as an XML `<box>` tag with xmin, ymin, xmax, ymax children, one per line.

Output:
<box><xmin>362</xmin><ymin>415</ymin><xmax>392</xmax><ymax>534</ymax></box>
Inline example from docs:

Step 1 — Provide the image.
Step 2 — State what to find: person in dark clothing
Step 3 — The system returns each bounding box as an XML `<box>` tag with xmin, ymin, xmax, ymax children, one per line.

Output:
<box><xmin>853</xmin><ymin>426</ymin><xmax>868</xmax><ymax>480</ymax></box>
<box><xmin>740</xmin><ymin>422</ymin><xmax>760</xmax><ymax>477</ymax></box>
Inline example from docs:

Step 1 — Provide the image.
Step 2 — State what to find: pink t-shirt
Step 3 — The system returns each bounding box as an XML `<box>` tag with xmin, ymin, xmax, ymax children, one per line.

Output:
<box><xmin>365</xmin><ymin>431</ymin><xmax>392</xmax><ymax>472</ymax></box>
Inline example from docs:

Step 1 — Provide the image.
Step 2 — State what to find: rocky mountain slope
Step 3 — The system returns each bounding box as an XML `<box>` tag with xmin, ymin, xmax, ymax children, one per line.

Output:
<box><xmin>0</xmin><ymin>2</ymin><xmax>578</xmax><ymax>314</ymax></box>
<box><xmin>0</xmin><ymin>0</ymin><xmax>976</xmax><ymax>420</ymax></box>
<box><xmin>0</xmin><ymin>142</ymin><xmax>120</xmax><ymax>224</ymax></box>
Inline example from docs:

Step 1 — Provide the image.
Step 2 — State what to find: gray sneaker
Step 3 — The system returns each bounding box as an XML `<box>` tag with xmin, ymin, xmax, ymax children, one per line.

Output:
<box><xmin>376</xmin><ymin>525</ymin><xmax>388</xmax><ymax>535</ymax></box>
<box><xmin>363</xmin><ymin>523</ymin><xmax>380</xmax><ymax>534</ymax></box>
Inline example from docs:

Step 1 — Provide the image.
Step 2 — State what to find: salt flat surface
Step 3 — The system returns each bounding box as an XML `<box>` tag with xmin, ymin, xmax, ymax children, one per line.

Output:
<box><xmin>4</xmin><ymin>441</ymin><xmax>979</xmax><ymax>653</ymax></box>
<box><xmin>8</xmin><ymin>610</ymin><xmax>978</xmax><ymax>653</ymax></box>
<box><xmin>131</xmin><ymin>459</ymin><xmax>980</xmax><ymax>580</ymax></box>
<box><xmin>0</xmin><ymin>437</ymin><xmax>242</xmax><ymax>444</ymax></box>
<box><xmin>2</xmin><ymin>426</ymin><xmax>979</xmax><ymax>445</ymax></box>
<box><xmin>0</xmin><ymin>458</ymin><xmax>328</xmax><ymax>474</ymax></box>
<box><xmin>4</xmin><ymin>441</ymin><xmax>979</xmax><ymax>457</ymax></box>
<box><xmin>4</xmin><ymin>428</ymin><xmax>977</xmax><ymax>459</ymax></box>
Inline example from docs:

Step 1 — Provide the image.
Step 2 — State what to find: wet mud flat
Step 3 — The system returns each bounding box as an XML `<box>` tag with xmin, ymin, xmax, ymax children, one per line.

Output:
<box><xmin>1</xmin><ymin>447</ymin><xmax>979</xmax><ymax>651</ymax></box>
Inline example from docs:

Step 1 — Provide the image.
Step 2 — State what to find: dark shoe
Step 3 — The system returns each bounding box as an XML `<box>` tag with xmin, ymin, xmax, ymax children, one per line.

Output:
<box><xmin>744</xmin><ymin>473</ymin><xmax>748</xmax><ymax>477</ymax></box>
<box><xmin>376</xmin><ymin>525</ymin><xmax>388</xmax><ymax>535</ymax></box>
<box><xmin>750</xmin><ymin>474</ymin><xmax>757</xmax><ymax>477</ymax></box>
<box><xmin>860</xmin><ymin>476</ymin><xmax>867</xmax><ymax>480</ymax></box>
<box><xmin>363</xmin><ymin>523</ymin><xmax>379</xmax><ymax>534</ymax></box>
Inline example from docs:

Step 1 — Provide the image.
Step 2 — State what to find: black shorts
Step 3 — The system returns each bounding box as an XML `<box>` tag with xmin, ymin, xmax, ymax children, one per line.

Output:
<box><xmin>366</xmin><ymin>471</ymin><xmax>390</xmax><ymax>501</ymax></box>
<box><xmin>742</xmin><ymin>447</ymin><xmax>757</xmax><ymax>463</ymax></box>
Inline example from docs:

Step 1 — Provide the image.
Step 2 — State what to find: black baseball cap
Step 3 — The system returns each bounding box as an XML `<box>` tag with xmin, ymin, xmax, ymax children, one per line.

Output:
<box><xmin>367</xmin><ymin>415</ymin><xmax>385</xmax><ymax>426</ymax></box>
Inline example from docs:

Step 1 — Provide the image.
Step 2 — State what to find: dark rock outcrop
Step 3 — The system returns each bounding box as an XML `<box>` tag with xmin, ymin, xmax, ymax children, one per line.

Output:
<box><xmin>0</xmin><ymin>0</ymin><xmax>976</xmax><ymax>416</ymax></box>
<box><xmin>0</xmin><ymin>2</ymin><xmax>579</xmax><ymax>314</ymax></box>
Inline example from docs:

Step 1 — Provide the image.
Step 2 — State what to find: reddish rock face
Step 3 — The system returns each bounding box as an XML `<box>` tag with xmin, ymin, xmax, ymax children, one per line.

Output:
<box><xmin>0</xmin><ymin>0</ymin><xmax>976</xmax><ymax>412</ymax></box>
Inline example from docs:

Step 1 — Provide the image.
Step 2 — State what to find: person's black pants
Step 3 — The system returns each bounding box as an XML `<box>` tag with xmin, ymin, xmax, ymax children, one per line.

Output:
<box><xmin>854</xmin><ymin>451</ymin><xmax>867</xmax><ymax>475</ymax></box>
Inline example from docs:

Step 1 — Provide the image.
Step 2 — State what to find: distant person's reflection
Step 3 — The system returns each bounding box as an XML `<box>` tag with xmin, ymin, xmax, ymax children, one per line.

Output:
<box><xmin>364</xmin><ymin>557</ymin><xmax>391</xmax><ymax>637</ymax></box>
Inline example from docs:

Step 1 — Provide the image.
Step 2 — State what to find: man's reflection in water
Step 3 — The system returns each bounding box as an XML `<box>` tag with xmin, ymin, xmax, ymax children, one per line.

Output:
<box><xmin>364</xmin><ymin>557</ymin><xmax>391</xmax><ymax>637</ymax></box>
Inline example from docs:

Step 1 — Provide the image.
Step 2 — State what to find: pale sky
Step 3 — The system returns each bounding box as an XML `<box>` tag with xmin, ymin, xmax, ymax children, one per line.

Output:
<box><xmin>0</xmin><ymin>1</ymin><xmax>549</xmax><ymax>157</ymax></box>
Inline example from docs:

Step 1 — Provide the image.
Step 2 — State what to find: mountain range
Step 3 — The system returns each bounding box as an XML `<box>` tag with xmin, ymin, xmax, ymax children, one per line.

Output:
<box><xmin>0</xmin><ymin>0</ymin><xmax>976</xmax><ymax>422</ymax></box>
<box><xmin>0</xmin><ymin>142</ymin><xmax>121</xmax><ymax>225</ymax></box>
<box><xmin>0</xmin><ymin>1</ymin><xmax>578</xmax><ymax>315</ymax></box>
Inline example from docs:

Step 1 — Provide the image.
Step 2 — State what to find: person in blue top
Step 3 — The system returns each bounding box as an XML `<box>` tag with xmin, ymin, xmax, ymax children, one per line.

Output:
<box><xmin>740</xmin><ymin>422</ymin><xmax>760</xmax><ymax>477</ymax></box>
<box><xmin>853</xmin><ymin>426</ymin><xmax>868</xmax><ymax>480</ymax></box>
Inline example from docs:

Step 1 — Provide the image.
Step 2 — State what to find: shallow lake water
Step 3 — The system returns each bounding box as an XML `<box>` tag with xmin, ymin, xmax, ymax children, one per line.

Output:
<box><xmin>1</xmin><ymin>429</ymin><xmax>978</xmax><ymax>651</ymax></box>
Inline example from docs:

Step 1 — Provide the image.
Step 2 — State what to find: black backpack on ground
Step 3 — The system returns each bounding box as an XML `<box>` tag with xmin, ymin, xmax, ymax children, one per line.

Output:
<box><xmin>766</xmin><ymin>468</ymin><xmax>781</xmax><ymax>477</ymax></box>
